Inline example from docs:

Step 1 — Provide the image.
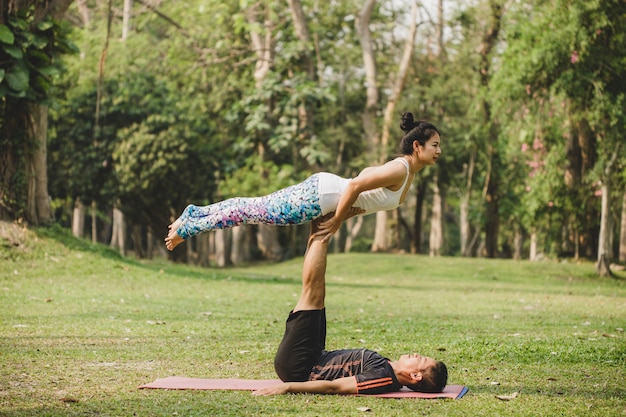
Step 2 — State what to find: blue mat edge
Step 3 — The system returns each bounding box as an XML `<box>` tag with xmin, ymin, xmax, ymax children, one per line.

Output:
<box><xmin>455</xmin><ymin>386</ymin><xmax>469</xmax><ymax>399</ymax></box>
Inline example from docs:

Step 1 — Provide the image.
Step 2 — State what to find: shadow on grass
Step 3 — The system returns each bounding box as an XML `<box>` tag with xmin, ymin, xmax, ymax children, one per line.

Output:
<box><xmin>35</xmin><ymin>224</ymin><xmax>127</xmax><ymax>261</ymax></box>
<box><xmin>34</xmin><ymin>223</ymin><xmax>626</xmax><ymax>295</ymax></box>
<box><xmin>144</xmin><ymin>262</ymin><xmax>625</xmax><ymax>299</ymax></box>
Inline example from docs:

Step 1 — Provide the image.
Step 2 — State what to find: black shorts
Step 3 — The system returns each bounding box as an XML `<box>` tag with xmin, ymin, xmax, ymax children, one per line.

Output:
<box><xmin>274</xmin><ymin>309</ymin><xmax>326</xmax><ymax>382</ymax></box>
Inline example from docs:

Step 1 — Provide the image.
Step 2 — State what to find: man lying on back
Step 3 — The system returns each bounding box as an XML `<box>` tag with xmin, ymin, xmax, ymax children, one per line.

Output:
<box><xmin>253</xmin><ymin>213</ymin><xmax>447</xmax><ymax>395</ymax></box>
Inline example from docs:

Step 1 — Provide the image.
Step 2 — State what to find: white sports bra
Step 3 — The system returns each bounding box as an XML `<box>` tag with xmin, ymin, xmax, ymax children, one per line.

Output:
<box><xmin>318</xmin><ymin>158</ymin><xmax>411</xmax><ymax>216</ymax></box>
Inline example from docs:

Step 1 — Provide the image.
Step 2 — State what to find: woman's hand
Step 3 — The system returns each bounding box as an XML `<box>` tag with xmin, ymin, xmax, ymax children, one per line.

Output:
<box><xmin>312</xmin><ymin>207</ymin><xmax>364</xmax><ymax>242</ymax></box>
<box><xmin>314</xmin><ymin>216</ymin><xmax>342</xmax><ymax>242</ymax></box>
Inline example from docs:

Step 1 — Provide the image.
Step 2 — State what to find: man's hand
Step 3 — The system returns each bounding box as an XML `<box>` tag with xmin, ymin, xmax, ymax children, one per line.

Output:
<box><xmin>252</xmin><ymin>383</ymin><xmax>291</xmax><ymax>396</ymax></box>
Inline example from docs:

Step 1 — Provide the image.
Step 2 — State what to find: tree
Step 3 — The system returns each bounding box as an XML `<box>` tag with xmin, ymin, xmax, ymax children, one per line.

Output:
<box><xmin>494</xmin><ymin>0</ymin><xmax>626</xmax><ymax>274</ymax></box>
<box><xmin>376</xmin><ymin>1</ymin><xmax>419</xmax><ymax>253</ymax></box>
<box><xmin>0</xmin><ymin>0</ymin><xmax>74</xmax><ymax>224</ymax></box>
<box><xmin>477</xmin><ymin>0</ymin><xmax>503</xmax><ymax>258</ymax></box>
<box><xmin>617</xmin><ymin>192</ymin><xmax>626</xmax><ymax>263</ymax></box>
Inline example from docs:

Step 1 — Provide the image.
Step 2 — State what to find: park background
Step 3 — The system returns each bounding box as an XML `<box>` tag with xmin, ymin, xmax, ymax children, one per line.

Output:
<box><xmin>1</xmin><ymin>1</ymin><xmax>626</xmax><ymax>416</ymax></box>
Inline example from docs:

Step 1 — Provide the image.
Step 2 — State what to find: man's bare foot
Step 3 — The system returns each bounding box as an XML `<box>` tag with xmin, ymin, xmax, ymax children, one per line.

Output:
<box><xmin>165</xmin><ymin>220</ymin><xmax>185</xmax><ymax>251</ymax></box>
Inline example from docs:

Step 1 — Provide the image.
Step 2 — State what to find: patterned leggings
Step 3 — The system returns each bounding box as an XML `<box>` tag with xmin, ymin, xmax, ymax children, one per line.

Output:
<box><xmin>176</xmin><ymin>174</ymin><xmax>322</xmax><ymax>239</ymax></box>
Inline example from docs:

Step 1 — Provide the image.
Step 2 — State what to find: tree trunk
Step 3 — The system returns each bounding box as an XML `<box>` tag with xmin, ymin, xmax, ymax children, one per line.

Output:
<box><xmin>257</xmin><ymin>226</ymin><xmax>283</xmax><ymax>261</ymax></box>
<box><xmin>130</xmin><ymin>224</ymin><xmax>145</xmax><ymax>258</ymax></box>
<box><xmin>196</xmin><ymin>233</ymin><xmax>211</xmax><ymax>267</ymax></box>
<box><xmin>429</xmin><ymin>174</ymin><xmax>443</xmax><ymax>257</ymax></box>
<box><xmin>392</xmin><ymin>209</ymin><xmax>403</xmax><ymax>251</ymax></box>
<box><xmin>76</xmin><ymin>0</ymin><xmax>90</xmax><ymax>28</ymax></box>
<box><xmin>513</xmin><ymin>225</ymin><xmax>524</xmax><ymax>260</ymax></box>
<box><xmin>355</xmin><ymin>0</ymin><xmax>384</xmax><ymax>252</ymax></box>
<box><xmin>437</xmin><ymin>0</ymin><xmax>445</xmax><ymax>57</ymax></box>
<box><xmin>372</xmin><ymin>1</ymin><xmax>418</xmax><ymax>252</ymax></box>
<box><xmin>396</xmin><ymin>207</ymin><xmax>412</xmax><ymax>252</ymax></box>
<box><xmin>122</xmin><ymin>0</ymin><xmax>132</xmax><ymax>40</ymax></box>
<box><xmin>460</xmin><ymin>196</ymin><xmax>469</xmax><ymax>255</ymax></box>
<box><xmin>28</xmin><ymin>6</ymin><xmax>70</xmax><ymax>226</ymax></box>
<box><xmin>460</xmin><ymin>147</ymin><xmax>476</xmax><ymax>256</ymax></box>
<box><xmin>355</xmin><ymin>0</ymin><xmax>379</xmax><ymax>157</ymax></box>
<box><xmin>478</xmin><ymin>0</ymin><xmax>502</xmax><ymax>258</ymax></box>
<box><xmin>596</xmin><ymin>147</ymin><xmax>618</xmax><ymax>277</ymax></box>
<box><xmin>146</xmin><ymin>228</ymin><xmax>153</xmax><ymax>260</ymax></box>
<box><xmin>110</xmin><ymin>204</ymin><xmax>126</xmax><ymax>255</ymax></box>
<box><xmin>578</xmin><ymin>118</ymin><xmax>597</xmax><ymax>258</ymax></box>
<box><xmin>215</xmin><ymin>229</ymin><xmax>232</xmax><ymax>267</ymax></box>
<box><xmin>0</xmin><ymin>131</ymin><xmax>17</xmax><ymax>221</ymax></box>
<box><xmin>483</xmin><ymin>165</ymin><xmax>500</xmax><ymax>257</ymax></box>
<box><xmin>286</xmin><ymin>0</ymin><xmax>316</xmax><ymax>170</ymax></box>
<box><xmin>245</xmin><ymin>2</ymin><xmax>283</xmax><ymax>261</ymax></box>
<box><xmin>597</xmin><ymin>178</ymin><xmax>611</xmax><ymax>276</ymax></box>
<box><xmin>564</xmin><ymin>113</ymin><xmax>584</xmax><ymax>256</ymax></box>
<box><xmin>618</xmin><ymin>192</ymin><xmax>626</xmax><ymax>263</ymax></box>
<box><xmin>72</xmin><ymin>198</ymin><xmax>85</xmax><ymax>238</ymax></box>
<box><xmin>26</xmin><ymin>103</ymin><xmax>52</xmax><ymax>226</ymax></box>
<box><xmin>231</xmin><ymin>227</ymin><xmax>253</xmax><ymax>265</ymax></box>
<box><xmin>529</xmin><ymin>229</ymin><xmax>538</xmax><ymax>261</ymax></box>
<box><xmin>91</xmin><ymin>200</ymin><xmax>97</xmax><ymax>243</ymax></box>
<box><xmin>411</xmin><ymin>180</ymin><xmax>427</xmax><ymax>254</ymax></box>
<box><xmin>287</xmin><ymin>0</ymin><xmax>313</xmax><ymax>77</ymax></box>
<box><xmin>371</xmin><ymin>211</ymin><xmax>389</xmax><ymax>252</ymax></box>
<box><xmin>344</xmin><ymin>216</ymin><xmax>364</xmax><ymax>253</ymax></box>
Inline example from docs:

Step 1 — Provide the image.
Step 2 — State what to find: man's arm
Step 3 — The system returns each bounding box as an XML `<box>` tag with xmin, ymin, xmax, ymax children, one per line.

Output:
<box><xmin>252</xmin><ymin>377</ymin><xmax>357</xmax><ymax>396</ymax></box>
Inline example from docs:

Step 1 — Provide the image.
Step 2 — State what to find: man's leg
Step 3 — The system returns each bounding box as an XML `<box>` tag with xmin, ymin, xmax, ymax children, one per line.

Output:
<box><xmin>293</xmin><ymin>217</ymin><xmax>329</xmax><ymax>312</ymax></box>
<box><xmin>273</xmin><ymin>217</ymin><xmax>329</xmax><ymax>381</ymax></box>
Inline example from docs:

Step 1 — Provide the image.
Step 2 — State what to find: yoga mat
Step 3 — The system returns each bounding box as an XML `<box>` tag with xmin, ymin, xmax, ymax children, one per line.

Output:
<box><xmin>139</xmin><ymin>376</ymin><xmax>468</xmax><ymax>399</ymax></box>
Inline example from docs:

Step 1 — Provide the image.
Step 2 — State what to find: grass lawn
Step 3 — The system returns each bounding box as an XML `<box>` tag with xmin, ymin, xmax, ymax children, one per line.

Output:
<box><xmin>1</xmin><ymin>222</ymin><xmax>625</xmax><ymax>416</ymax></box>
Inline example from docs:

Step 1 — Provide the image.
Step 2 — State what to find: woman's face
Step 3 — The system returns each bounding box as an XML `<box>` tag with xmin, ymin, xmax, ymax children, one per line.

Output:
<box><xmin>417</xmin><ymin>133</ymin><xmax>442</xmax><ymax>165</ymax></box>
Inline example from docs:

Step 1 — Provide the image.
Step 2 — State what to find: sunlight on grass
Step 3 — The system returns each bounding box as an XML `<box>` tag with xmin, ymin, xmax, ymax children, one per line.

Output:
<box><xmin>1</xmin><ymin>225</ymin><xmax>625</xmax><ymax>416</ymax></box>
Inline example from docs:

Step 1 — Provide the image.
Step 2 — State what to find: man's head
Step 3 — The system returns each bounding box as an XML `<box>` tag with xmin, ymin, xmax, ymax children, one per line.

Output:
<box><xmin>394</xmin><ymin>353</ymin><xmax>448</xmax><ymax>393</ymax></box>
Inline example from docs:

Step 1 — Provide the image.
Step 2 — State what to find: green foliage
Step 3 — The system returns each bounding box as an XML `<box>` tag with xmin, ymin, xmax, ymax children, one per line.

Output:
<box><xmin>48</xmin><ymin>0</ymin><xmax>249</xmax><ymax>230</ymax></box>
<box><xmin>230</xmin><ymin>71</ymin><xmax>336</xmax><ymax>167</ymax></box>
<box><xmin>496</xmin><ymin>0</ymin><xmax>626</xmax><ymax>109</ymax></box>
<box><xmin>0</xmin><ymin>11</ymin><xmax>76</xmax><ymax>101</ymax></box>
<box><xmin>219</xmin><ymin>157</ymin><xmax>306</xmax><ymax>199</ymax></box>
<box><xmin>113</xmin><ymin>110</ymin><xmax>218</xmax><ymax>228</ymax></box>
<box><xmin>49</xmin><ymin>65</ymin><xmax>180</xmax><ymax>208</ymax></box>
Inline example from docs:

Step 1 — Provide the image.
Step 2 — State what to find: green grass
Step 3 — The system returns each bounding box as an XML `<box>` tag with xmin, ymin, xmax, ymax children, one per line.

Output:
<box><xmin>1</xmin><ymin>223</ymin><xmax>625</xmax><ymax>416</ymax></box>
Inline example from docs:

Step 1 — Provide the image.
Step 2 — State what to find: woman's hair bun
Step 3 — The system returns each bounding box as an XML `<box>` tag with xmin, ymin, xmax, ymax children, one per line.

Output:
<box><xmin>400</xmin><ymin>112</ymin><xmax>416</xmax><ymax>132</ymax></box>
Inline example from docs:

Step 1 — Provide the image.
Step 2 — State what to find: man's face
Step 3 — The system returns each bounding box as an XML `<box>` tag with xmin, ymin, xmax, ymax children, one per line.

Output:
<box><xmin>399</xmin><ymin>353</ymin><xmax>438</xmax><ymax>373</ymax></box>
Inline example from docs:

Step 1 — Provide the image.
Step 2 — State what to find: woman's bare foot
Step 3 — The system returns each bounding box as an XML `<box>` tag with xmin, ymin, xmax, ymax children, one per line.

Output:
<box><xmin>168</xmin><ymin>218</ymin><xmax>182</xmax><ymax>232</ymax></box>
<box><xmin>165</xmin><ymin>219</ymin><xmax>185</xmax><ymax>251</ymax></box>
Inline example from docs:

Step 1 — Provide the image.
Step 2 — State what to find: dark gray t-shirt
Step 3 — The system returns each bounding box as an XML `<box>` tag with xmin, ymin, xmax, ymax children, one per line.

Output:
<box><xmin>309</xmin><ymin>348</ymin><xmax>402</xmax><ymax>394</ymax></box>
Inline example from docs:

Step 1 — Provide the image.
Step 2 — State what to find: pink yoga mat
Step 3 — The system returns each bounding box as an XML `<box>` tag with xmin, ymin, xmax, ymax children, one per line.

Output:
<box><xmin>139</xmin><ymin>376</ymin><xmax>468</xmax><ymax>399</ymax></box>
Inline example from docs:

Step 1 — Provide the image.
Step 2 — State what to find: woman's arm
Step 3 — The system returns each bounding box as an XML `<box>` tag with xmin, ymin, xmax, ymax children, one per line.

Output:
<box><xmin>314</xmin><ymin>161</ymin><xmax>407</xmax><ymax>241</ymax></box>
<box><xmin>251</xmin><ymin>377</ymin><xmax>358</xmax><ymax>396</ymax></box>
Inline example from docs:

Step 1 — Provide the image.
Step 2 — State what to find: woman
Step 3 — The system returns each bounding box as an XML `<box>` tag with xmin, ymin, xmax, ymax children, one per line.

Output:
<box><xmin>165</xmin><ymin>112</ymin><xmax>441</xmax><ymax>251</ymax></box>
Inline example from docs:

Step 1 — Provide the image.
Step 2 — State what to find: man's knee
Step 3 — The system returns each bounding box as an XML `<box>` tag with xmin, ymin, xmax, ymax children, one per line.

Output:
<box><xmin>274</xmin><ymin>358</ymin><xmax>309</xmax><ymax>382</ymax></box>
